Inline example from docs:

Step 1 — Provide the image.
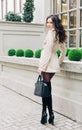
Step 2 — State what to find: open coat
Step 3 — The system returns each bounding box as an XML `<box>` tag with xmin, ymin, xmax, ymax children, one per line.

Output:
<box><xmin>38</xmin><ymin>29</ymin><xmax>66</xmax><ymax>73</ymax></box>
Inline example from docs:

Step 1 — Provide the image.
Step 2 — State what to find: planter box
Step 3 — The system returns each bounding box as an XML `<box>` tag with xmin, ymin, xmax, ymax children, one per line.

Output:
<box><xmin>0</xmin><ymin>56</ymin><xmax>82</xmax><ymax>123</ymax></box>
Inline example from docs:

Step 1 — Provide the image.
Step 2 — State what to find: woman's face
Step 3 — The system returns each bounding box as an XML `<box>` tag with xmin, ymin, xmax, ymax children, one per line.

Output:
<box><xmin>46</xmin><ymin>17</ymin><xmax>54</xmax><ymax>30</ymax></box>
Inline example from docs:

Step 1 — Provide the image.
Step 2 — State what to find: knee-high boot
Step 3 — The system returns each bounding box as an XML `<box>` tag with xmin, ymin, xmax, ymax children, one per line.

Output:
<box><xmin>46</xmin><ymin>82</ymin><xmax>54</xmax><ymax>125</ymax></box>
<box><xmin>40</xmin><ymin>97</ymin><xmax>47</xmax><ymax>124</ymax></box>
<box><xmin>47</xmin><ymin>96</ymin><xmax>54</xmax><ymax>125</ymax></box>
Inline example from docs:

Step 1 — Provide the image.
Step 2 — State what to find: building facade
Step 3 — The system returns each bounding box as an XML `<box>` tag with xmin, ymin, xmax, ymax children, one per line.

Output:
<box><xmin>0</xmin><ymin>0</ymin><xmax>82</xmax><ymax>122</ymax></box>
<box><xmin>0</xmin><ymin>0</ymin><xmax>82</xmax><ymax>48</ymax></box>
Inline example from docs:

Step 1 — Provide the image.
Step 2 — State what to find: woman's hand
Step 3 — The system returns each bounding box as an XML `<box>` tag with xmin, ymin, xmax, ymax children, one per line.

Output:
<box><xmin>37</xmin><ymin>69</ymin><xmax>42</xmax><ymax>75</ymax></box>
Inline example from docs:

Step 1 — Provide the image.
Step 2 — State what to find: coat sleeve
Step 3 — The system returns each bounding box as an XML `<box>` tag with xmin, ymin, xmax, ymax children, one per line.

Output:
<box><xmin>38</xmin><ymin>31</ymin><xmax>54</xmax><ymax>71</ymax></box>
<box><xmin>59</xmin><ymin>43</ymin><xmax>66</xmax><ymax>65</ymax></box>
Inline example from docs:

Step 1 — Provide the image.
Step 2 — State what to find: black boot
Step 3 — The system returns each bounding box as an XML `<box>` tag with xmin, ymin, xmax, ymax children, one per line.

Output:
<box><xmin>48</xmin><ymin>112</ymin><xmax>54</xmax><ymax>125</ymax></box>
<box><xmin>40</xmin><ymin>111</ymin><xmax>47</xmax><ymax>125</ymax></box>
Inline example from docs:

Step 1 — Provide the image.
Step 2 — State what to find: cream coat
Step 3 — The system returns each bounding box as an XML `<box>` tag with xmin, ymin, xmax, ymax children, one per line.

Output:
<box><xmin>38</xmin><ymin>29</ymin><xmax>66</xmax><ymax>73</ymax></box>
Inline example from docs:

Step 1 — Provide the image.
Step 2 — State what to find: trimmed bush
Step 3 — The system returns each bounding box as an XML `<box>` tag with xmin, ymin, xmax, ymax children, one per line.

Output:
<box><xmin>8</xmin><ymin>49</ymin><xmax>16</xmax><ymax>56</ymax></box>
<box><xmin>66</xmin><ymin>48</ymin><xmax>71</xmax><ymax>56</ymax></box>
<box><xmin>5</xmin><ymin>11</ymin><xmax>21</xmax><ymax>22</ymax></box>
<box><xmin>34</xmin><ymin>49</ymin><xmax>41</xmax><ymax>58</ymax></box>
<box><xmin>24</xmin><ymin>49</ymin><xmax>34</xmax><ymax>57</ymax></box>
<box><xmin>22</xmin><ymin>0</ymin><xmax>35</xmax><ymax>22</ymax></box>
<box><xmin>68</xmin><ymin>49</ymin><xmax>81</xmax><ymax>61</ymax></box>
<box><xmin>56</xmin><ymin>49</ymin><xmax>61</xmax><ymax>57</ymax></box>
<box><xmin>80</xmin><ymin>49</ymin><xmax>82</xmax><ymax>58</ymax></box>
<box><xmin>16</xmin><ymin>49</ymin><xmax>24</xmax><ymax>57</ymax></box>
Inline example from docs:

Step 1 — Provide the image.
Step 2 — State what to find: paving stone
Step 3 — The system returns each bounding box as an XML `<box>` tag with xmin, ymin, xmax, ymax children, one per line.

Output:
<box><xmin>73</xmin><ymin>128</ymin><xmax>82</xmax><ymax>130</ymax></box>
<box><xmin>0</xmin><ymin>85</ymin><xmax>82</xmax><ymax>130</ymax></box>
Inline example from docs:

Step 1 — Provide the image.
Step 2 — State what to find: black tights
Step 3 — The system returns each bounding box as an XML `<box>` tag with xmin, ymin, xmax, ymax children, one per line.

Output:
<box><xmin>41</xmin><ymin>72</ymin><xmax>55</xmax><ymax>116</ymax></box>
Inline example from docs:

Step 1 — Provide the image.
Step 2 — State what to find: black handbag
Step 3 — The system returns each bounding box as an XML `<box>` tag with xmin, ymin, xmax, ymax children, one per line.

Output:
<box><xmin>34</xmin><ymin>75</ymin><xmax>51</xmax><ymax>97</ymax></box>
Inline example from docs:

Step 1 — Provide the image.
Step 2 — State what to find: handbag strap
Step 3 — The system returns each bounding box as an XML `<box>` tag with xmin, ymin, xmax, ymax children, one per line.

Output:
<box><xmin>37</xmin><ymin>75</ymin><xmax>44</xmax><ymax>82</ymax></box>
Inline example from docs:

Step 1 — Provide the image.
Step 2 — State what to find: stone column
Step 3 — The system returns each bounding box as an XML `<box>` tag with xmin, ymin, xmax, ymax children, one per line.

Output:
<box><xmin>13</xmin><ymin>0</ymin><xmax>16</xmax><ymax>13</ymax></box>
<box><xmin>1</xmin><ymin>0</ymin><xmax>4</xmax><ymax>19</ymax></box>
<box><xmin>6</xmin><ymin>0</ymin><xmax>8</xmax><ymax>14</ymax></box>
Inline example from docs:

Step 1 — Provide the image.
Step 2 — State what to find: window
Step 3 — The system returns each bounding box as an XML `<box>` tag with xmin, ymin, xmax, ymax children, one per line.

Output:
<box><xmin>61</xmin><ymin>13</ymin><xmax>67</xmax><ymax>29</ymax></box>
<box><xmin>55</xmin><ymin>0</ymin><xmax>61</xmax><ymax>13</ymax></box>
<box><xmin>61</xmin><ymin>0</ymin><xmax>67</xmax><ymax>12</ymax></box>
<box><xmin>53</xmin><ymin>0</ymin><xmax>81</xmax><ymax>48</ymax></box>
<box><xmin>69</xmin><ymin>11</ymin><xmax>76</xmax><ymax>28</ymax></box>
<box><xmin>69</xmin><ymin>0</ymin><xmax>77</xmax><ymax>9</ymax></box>
<box><xmin>80</xmin><ymin>10</ymin><xmax>82</xmax><ymax>27</ymax></box>
<box><xmin>69</xmin><ymin>31</ymin><xmax>76</xmax><ymax>47</ymax></box>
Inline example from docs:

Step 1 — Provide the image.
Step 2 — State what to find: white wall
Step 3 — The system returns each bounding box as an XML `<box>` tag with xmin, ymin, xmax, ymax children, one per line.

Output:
<box><xmin>33</xmin><ymin>0</ymin><xmax>44</xmax><ymax>24</ymax></box>
<box><xmin>0</xmin><ymin>22</ymin><xmax>44</xmax><ymax>56</ymax></box>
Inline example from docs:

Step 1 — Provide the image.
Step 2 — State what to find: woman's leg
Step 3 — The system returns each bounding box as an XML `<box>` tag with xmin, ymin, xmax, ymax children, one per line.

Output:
<box><xmin>42</xmin><ymin>97</ymin><xmax>47</xmax><ymax>113</ymax></box>
<box><xmin>41</xmin><ymin>97</ymin><xmax>47</xmax><ymax>124</ymax></box>
<box><xmin>46</xmin><ymin>82</ymin><xmax>53</xmax><ymax>116</ymax></box>
<box><xmin>42</xmin><ymin>72</ymin><xmax>55</xmax><ymax>125</ymax></box>
<box><xmin>41</xmin><ymin>72</ymin><xmax>54</xmax><ymax>113</ymax></box>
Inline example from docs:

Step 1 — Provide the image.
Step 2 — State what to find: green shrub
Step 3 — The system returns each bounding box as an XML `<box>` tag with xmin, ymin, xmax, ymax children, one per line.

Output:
<box><xmin>22</xmin><ymin>0</ymin><xmax>35</xmax><ymax>22</ymax></box>
<box><xmin>16</xmin><ymin>49</ymin><xmax>24</xmax><ymax>57</ymax></box>
<box><xmin>24</xmin><ymin>49</ymin><xmax>34</xmax><ymax>57</ymax></box>
<box><xmin>66</xmin><ymin>48</ymin><xmax>71</xmax><ymax>56</ymax></box>
<box><xmin>5</xmin><ymin>11</ymin><xmax>21</xmax><ymax>22</ymax></box>
<box><xmin>8</xmin><ymin>49</ymin><xmax>16</xmax><ymax>56</ymax></box>
<box><xmin>34</xmin><ymin>49</ymin><xmax>41</xmax><ymax>58</ymax></box>
<box><xmin>80</xmin><ymin>49</ymin><xmax>82</xmax><ymax>58</ymax></box>
<box><xmin>56</xmin><ymin>50</ymin><xmax>61</xmax><ymax>57</ymax></box>
<box><xmin>68</xmin><ymin>49</ymin><xmax>81</xmax><ymax>61</ymax></box>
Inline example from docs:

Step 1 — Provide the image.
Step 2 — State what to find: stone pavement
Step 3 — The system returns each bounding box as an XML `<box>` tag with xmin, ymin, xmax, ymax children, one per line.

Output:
<box><xmin>0</xmin><ymin>85</ymin><xmax>82</xmax><ymax>130</ymax></box>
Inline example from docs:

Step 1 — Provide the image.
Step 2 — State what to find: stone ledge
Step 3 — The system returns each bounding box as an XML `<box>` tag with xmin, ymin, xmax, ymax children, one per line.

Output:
<box><xmin>62</xmin><ymin>60</ymin><xmax>82</xmax><ymax>73</ymax></box>
<box><xmin>0</xmin><ymin>56</ymin><xmax>39</xmax><ymax>67</ymax></box>
<box><xmin>0</xmin><ymin>56</ymin><xmax>82</xmax><ymax>73</ymax></box>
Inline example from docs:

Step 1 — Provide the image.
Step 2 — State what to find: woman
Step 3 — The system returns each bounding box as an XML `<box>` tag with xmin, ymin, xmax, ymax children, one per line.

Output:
<box><xmin>38</xmin><ymin>14</ymin><xmax>67</xmax><ymax>125</ymax></box>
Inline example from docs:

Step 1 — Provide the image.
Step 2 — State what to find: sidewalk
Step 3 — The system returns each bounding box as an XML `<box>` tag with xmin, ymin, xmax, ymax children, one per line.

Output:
<box><xmin>0</xmin><ymin>85</ymin><xmax>82</xmax><ymax>130</ymax></box>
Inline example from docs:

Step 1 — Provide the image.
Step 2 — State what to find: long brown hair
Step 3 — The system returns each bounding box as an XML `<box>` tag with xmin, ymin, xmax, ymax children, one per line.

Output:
<box><xmin>46</xmin><ymin>14</ymin><xmax>67</xmax><ymax>43</ymax></box>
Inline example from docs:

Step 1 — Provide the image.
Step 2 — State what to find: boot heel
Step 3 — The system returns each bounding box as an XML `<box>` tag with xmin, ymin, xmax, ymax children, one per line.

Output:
<box><xmin>48</xmin><ymin>113</ymin><xmax>54</xmax><ymax>125</ymax></box>
<box><xmin>41</xmin><ymin>112</ymin><xmax>47</xmax><ymax>125</ymax></box>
